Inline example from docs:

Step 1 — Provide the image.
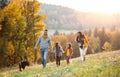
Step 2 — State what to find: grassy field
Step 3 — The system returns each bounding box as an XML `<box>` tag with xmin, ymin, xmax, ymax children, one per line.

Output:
<box><xmin>0</xmin><ymin>50</ymin><xmax>120</xmax><ymax>77</ymax></box>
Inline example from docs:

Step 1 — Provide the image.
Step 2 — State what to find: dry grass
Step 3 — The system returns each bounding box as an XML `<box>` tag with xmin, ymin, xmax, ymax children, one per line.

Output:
<box><xmin>0</xmin><ymin>50</ymin><xmax>120</xmax><ymax>77</ymax></box>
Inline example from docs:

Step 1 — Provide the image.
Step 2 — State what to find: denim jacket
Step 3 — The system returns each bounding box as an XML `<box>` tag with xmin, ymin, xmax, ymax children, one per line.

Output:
<box><xmin>34</xmin><ymin>36</ymin><xmax>53</xmax><ymax>51</ymax></box>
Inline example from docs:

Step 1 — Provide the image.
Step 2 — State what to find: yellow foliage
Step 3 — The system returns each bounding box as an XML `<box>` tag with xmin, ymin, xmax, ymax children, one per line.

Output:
<box><xmin>5</xmin><ymin>42</ymin><xmax>14</xmax><ymax>56</ymax></box>
<box><xmin>26</xmin><ymin>47</ymin><xmax>41</xmax><ymax>62</ymax></box>
<box><xmin>52</xmin><ymin>34</ymin><xmax>68</xmax><ymax>42</ymax></box>
<box><xmin>52</xmin><ymin>34</ymin><xmax>69</xmax><ymax>49</ymax></box>
<box><xmin>103</xmin><ymin>42</ymin><xmax>112</xmax><ymax>51</ymax></box>
<box><xmin>0</xmin><ymin>25</ymin><xmax>1</xmax><ymax>31</ymax></box>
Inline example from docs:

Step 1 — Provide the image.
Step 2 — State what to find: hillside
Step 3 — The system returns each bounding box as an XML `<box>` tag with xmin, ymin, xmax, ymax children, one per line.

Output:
<box><xmin>40</xmin><ymin>4</ymin><xmax>120</xmax><ymax>30</ymax></box>
<box><xmin>0</xmin><ymin>50</ymin><xmax>120</xmax><ymax>77</ymax></box>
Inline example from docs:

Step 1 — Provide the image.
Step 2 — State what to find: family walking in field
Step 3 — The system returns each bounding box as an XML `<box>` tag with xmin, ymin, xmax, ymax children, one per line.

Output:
<box><xmin>34</xmin><ymin>29</ymin><xmax>88</xmax><ymax>68</ymax></box>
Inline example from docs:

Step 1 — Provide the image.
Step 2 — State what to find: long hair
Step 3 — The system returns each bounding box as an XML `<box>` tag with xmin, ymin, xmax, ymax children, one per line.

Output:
<box><xmin>77</xmin><ymin>32</ymin><xmax>82</xmax><ymax>37</ymax></box>
<box><xmin>76</xmin><ymin>32</ymin><xmax>82</xmax><ymax>42</ymax></box>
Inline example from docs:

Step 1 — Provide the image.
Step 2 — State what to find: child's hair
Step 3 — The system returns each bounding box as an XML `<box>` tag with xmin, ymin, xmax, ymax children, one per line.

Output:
<box><xmin>55</xmin><ymin>42</ymin><xmax>60</xmax><ymax>48</ymax></box>
<box><xmin>67</xmin><ymin>43</ymin><xmax>72</xmax><ymax>49</ymax></box>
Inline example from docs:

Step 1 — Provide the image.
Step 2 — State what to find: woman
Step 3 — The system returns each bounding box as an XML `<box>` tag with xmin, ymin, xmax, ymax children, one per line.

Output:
<box><xmin>64</xmin><ymin>43</ymin><xmax>73</xmax><ymax>64</ymax></box>
<box><xmin>76</xmin><ymin>32</ymin><xmax>88</xmax><ymax>62</ymax></box>
<box><xmin>53</xmin><ymin>42</ymin><xmax>64</xmax><ymax>66</ymax></box>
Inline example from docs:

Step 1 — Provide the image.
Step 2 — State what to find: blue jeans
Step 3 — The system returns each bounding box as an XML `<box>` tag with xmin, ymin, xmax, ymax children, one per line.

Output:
<box><xmin>40</xmin><ymin>48</ymin><xmax>48</xmax><ymax>68</ymax></box>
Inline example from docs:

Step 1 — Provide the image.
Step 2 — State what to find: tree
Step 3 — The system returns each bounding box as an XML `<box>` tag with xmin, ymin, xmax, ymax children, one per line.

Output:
<box><xmin>88</xmin><ymin>37</ymin><xmax>100</xmax><ymax>53</ymax></box>
<box><xmin>110</xmin><ymin>31</ymin><xmax>120</xmax><ymax>50</ymax></box>
<box><xmin>94</xmin><ymin>27</ymin><xmax>109</xmax><ymax>51</ymax></box>
<box><xmin>54</xmin><ymin>30</ymin><xmax>59</xmax><ymax>35</ymax></box>
<box><xmin>0</xmin><ymin>0</ymin><xmax>46</xmax><ymax>67</ymax></box>
<box><xmin>0</xmin><ymin>0</ymin><xmax>10</xmax><ymax>9</ymax></box>
<box><xmin>103</xmin><ymin>42</ymin><xmax>112</xmax><ymax>51</ymax></box>
<box><xmin>67</xmin><ymin>33</ymin><xmax>80</xmax><ymax>58</ymax></box>
<box><xmin>0</xmin><ymin>0</ymin><xmax>27</xmax><ymax>65</ymax></box>
<box><xmin>94</xmin><ymin>27</ymin><xmax>99</xmax><ymax>37</ymax></box>
<box><xmin>21</xmin><ymin>0</ymin><xmax>46</xmax><ymax>63</ymax></box>
<box><xmin>88</xmin><ymin>28</ymin><xmax>92</xmax><ymax>36</ymax></box>
<box><xmin>99</xmin><ymin>27</ymin><xmax>106</xmax><ymax>47</ymax></box>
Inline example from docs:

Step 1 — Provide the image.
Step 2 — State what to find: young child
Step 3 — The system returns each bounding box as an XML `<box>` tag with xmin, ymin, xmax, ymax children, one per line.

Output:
<box><xmin>53</xmin><ymin>42</ymin><xmax>64</xmax><ymax>66</ymax></box>
<box><xmin>64</xmin><ymin>43</ymin><xmax>73</xmax><ymax>64</ymax></box>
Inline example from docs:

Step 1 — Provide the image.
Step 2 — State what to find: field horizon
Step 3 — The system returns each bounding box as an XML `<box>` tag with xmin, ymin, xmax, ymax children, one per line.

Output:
<box><xmin>0</xmin><ymin>50</ymin><xmax>120</xmax><ymax>77</ymax></box>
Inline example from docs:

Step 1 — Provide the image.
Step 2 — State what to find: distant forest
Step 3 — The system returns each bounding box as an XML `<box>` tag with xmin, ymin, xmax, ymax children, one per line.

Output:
<box><xmin>40</xmin><ymin>4</ymin><xmax>120</xmax><ymax>30</ymax></box>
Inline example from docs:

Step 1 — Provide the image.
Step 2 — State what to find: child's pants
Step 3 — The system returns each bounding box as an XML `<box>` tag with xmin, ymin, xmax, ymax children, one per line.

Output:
<box><xmin>66</xmin><ymin>56</ymin><xmax>71</xmax><ymax>64</ymax></box>
<box><xmin>56</xmin><ymin>56</ymin><xmax>61</xmax><ymax>66</ymax></box>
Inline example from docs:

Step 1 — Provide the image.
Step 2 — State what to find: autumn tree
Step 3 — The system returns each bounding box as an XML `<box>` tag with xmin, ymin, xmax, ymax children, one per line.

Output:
<box><xmin>94</xmin><ymin>27</ymin><xmax>99</xmax><ymax>37</ymax></box>
<box><xmin>88</xmin><ymin>37</ymin><xmax>100</xmax><ymax>53</ymax></box>
<box><xmin>21</xmin><ymin>0</ymin><xmax>46</xmax><ymax>63</ymax></box>
<box><xmin>0</xmin><ymin>0</ymin><xmax>26</xmax><ymax>66</ymax></box>
<box><xmin>0</xmin><ymin>0</ymin><xmax>46</xmax><ymax>67</ymax></box>
<box><xmin>88</xmin><ymin>28</ymin><xmax>92</xmax><ymax>37</ymax></box>
<box><xmin>110</xmin><ymin>31</ymin><xmax>120</xmax><ymax>50</ymax></box>
<box><xmin>103</xmin><ymin>42</ymin><xmax>112</xmax><ymax>51</ymax></box>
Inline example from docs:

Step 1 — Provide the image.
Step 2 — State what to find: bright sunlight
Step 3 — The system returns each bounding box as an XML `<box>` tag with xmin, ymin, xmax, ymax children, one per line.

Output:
<box><xmin>39</xmin><ymin>0</ymin><xmax>120</xmax><ymax>14</ymax></box>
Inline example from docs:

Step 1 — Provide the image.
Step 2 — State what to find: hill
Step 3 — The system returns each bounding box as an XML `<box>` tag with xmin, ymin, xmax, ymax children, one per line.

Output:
<box><xmin>40</xmin><ymin>4</ymin><xmax>120</xmax><ymax>30</ymax></box>
<box><xmin>0</xmin><ymin>50</ymin><xmax>120</xmax><ymax>77</ymax></box>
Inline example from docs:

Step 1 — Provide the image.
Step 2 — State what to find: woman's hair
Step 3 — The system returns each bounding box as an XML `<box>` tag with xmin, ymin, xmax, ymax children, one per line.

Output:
<box><xmin>76</xmin><ymin>32</ymin><xmax>86</xmax><ymax>43</ymax></box>
<box><xmin>77</xmin><ymin>31</ymin><xmax>82</xmax><ymax>36</ymax></box>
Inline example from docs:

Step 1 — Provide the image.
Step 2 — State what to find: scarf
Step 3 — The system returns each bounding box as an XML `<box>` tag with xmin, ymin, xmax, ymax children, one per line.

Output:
<box><xmin>42</xmin><ymin>35</ymin><xmax>48</xmax><ymax>39</ymax></box>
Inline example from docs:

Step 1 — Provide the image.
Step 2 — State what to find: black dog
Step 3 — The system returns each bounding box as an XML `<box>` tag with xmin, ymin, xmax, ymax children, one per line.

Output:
<box><xmin>19</xmin><ymin>56</ymin><xmax>29</xmax><ymax>71</ymax></box>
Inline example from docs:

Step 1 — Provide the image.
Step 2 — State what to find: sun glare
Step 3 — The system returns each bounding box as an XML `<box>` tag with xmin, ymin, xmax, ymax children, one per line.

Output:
<box><xmin>74</xmin><ymin>0</ymin><xmax>120</xmax><ymax>14</ymax></box>
<box><xmin>39</xmin><ymin>0</ymin><xmax>120</xmax><ymax>14</ymax></box>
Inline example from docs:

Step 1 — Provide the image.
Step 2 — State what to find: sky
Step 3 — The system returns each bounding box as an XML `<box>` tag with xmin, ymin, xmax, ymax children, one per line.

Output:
<box><xmin>38</xmin><ymin>0</ymin><xmax>120</xmax><ymax>14</ymax></box>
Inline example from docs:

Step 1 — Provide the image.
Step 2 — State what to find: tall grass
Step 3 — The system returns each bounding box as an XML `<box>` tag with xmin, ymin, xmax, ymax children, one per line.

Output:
<box><xmin>0</xmin><ymin>50</ymin><xmax>120</xmax><ymax>77</ymax></box>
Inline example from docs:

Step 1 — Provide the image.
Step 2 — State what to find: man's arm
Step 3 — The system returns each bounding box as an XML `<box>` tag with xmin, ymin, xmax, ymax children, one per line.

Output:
<box><xmin>34</xmin><ymin>36</ymin><xmax>41</xmax><ymax>49</ymax></box>
<box><xmin>48</xmin><ymin>38</ymin><xmax>53</xmax><ymax>52</ymax></box>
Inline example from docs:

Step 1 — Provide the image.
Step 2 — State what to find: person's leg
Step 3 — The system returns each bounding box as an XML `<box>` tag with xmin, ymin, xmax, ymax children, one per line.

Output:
<box><xmin>79</xmin><ymin>48</ymin><xmax>84</xmax><ymax>62</ymax></box>
<box><xmin>69</xmin><ymin>56</ymin><xmax>72</xmax><ymax>64</ymax></box>
<box><xmin>68</xmin><ymin>56</ymin><xmax>70</xmax><ymax>64</ymax></box>
<box><xmin>56</xmin><ymin>56</ymin><xmax>59</xmax><ymax>66</ymax></box>
<box><xmin>56</xmin><ymin>56</ymin><xmax>57</xmax><ymax>65</ymax></box>
<box><xmin>43</xmin><ymin>48</ymin><xmax>48</xmax><ymax>68</ymax></box>
<box><xmin>84</xmin><ymin>47</ymin><xmax>88</xmax><ymax>55</ymax></box>
<box><xmin>66</xmin><ymin>57</ymin><xmax>68</xmax><ymax>64</ymax></box>
<box><xmin>58</xmin><ymin>56</ymin><xmax>61</xmax><ymax>66</ymax></box>
<box><xmin>40</xmin><ymin>49</ymin><xmax>44</xmax><ymax>66</ymax></box>
<box><xmin>66</xmin><ymin>56</ymin><xmax>70</xmax><ymax>64</ymax></box>
<box><xmin>19</xmin><ymin>63</ymin><xmax>22</xmax><ymax>71</ymax></box>
<box><xmin>83</xmin><ymin>47</ymin><xmax>88</xmax><ymax>61</ymax></box>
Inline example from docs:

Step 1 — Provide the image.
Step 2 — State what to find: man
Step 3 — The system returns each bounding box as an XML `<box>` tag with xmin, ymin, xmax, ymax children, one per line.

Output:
<box><xmin>34</xmin><ymin>29</ymin><xmax>53</xmax><ymax>68</ymax></box>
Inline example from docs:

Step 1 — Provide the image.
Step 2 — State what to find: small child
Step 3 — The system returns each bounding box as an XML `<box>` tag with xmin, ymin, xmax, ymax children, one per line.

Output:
<box><xmin>53</xmin><ymin>42</ymin><xmax>64</xmax><ymax>66</ymax></box>
<box><xmin>64</xmin><ymin>43</ymin><xmax>73</xmax><ymax>64</ymax></box>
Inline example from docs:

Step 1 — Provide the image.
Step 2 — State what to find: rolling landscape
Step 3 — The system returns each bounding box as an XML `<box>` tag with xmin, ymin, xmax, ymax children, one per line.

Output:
<box><xmin>0</xmin><ymin>50</ymin><xmax>120</xmax><ymax>77</ymax></box>
<box><xmin>0</xmin><ymin>0</ymin><xmax>120</xmax><ymax>77</ymax></box>
<box><xmin>40</xmin><ymin>4</ymin><xmax>120</xmax><ymax>30</ymax></box>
